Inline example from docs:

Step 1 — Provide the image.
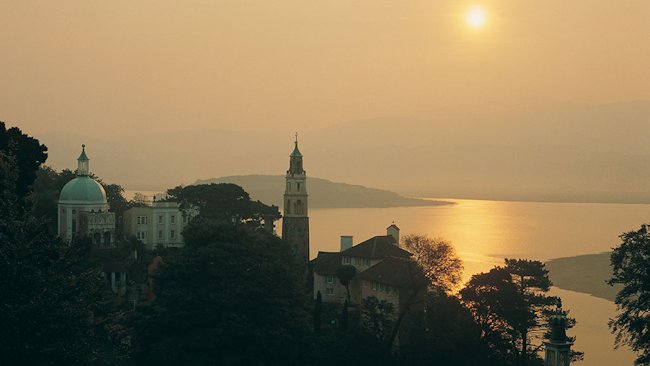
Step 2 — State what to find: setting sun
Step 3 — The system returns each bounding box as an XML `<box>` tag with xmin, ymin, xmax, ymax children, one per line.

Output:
<box><xmin>466</xmin><ymin>6</ymin><xmax>487</xmax><ymax>28</ymax></box>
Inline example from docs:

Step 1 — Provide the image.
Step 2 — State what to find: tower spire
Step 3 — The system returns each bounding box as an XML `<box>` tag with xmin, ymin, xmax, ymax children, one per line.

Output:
<box><xmin>77</xmin><ymin>144</ymin><xmax>89</xmax><ymax>176</ymax></box>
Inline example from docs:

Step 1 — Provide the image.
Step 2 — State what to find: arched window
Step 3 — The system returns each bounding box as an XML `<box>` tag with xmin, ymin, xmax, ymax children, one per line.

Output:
<box><xmin>286</xmin><ymin>199</ymin><xmax>291</xmax><ymax>214</ymax></box>
<box><xmin>104</xmin><ymin>232</ymin><xmax>112</xmax><ymax>246</ymax></box>
<box><xmin>296</xmin><ymin>200</ymin><xmax>303</xmax><ymax>215</ymax></box>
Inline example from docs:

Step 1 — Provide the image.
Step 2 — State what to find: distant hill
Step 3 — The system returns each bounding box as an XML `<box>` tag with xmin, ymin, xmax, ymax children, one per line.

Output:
<box><xmin>546</xmin><ymin>252</ymin><xmax>619</xmax><ymax>302</ymax></box>
<box><xmin>194</xmin><ymin>175</ymin><xmax>448</xmax><ymax>209</ymax></box>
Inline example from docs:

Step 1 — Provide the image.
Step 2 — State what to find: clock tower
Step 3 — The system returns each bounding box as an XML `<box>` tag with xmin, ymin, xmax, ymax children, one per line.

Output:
<box><xmin>282</xmin><ymin>135</ymin><xmax>310</xmax><ymax>264</ymax></box>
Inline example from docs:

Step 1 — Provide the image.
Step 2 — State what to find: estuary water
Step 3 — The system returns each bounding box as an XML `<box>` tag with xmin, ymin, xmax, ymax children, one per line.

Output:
<box><xmin>302</xmin><ymin>198</ymin><xmax>650</xmax><ymax>365</ymax></box>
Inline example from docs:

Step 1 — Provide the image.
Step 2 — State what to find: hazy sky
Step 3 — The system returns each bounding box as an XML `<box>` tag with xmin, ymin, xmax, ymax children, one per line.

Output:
<box><xmin>2</xmin><ymin>1</ymin><xmax>648</xmax><ymax>135</ymax></box>
<box><xmin>1</xmin><ymin>1</ymin><xmax>649</xmax><ymax>199</ymax></box>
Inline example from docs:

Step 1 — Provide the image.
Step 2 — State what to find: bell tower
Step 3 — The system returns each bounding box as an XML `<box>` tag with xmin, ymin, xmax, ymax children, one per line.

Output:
<box><xmin>282</xmin><ymin>134</ymin><xmax>310</xmax><ymax>264</ymax></box>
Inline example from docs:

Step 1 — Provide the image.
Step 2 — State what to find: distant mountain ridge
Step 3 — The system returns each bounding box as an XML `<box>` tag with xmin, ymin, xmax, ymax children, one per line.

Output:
<box><xmin>194</xmin><ymin>175</ymin><xmax>448</xmax><ymax>209</ymax></box>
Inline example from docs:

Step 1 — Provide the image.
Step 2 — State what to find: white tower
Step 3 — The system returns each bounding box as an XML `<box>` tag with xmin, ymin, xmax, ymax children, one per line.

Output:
<box><xmin>282</xmin><ymin>135</ymin><xmax>310</xmax><ymax>264</ymax></box>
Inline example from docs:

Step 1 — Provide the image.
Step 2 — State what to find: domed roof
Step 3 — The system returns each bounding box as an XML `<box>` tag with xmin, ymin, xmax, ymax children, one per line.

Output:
<box><xmin>59</xmin><ymin>176</ymin><xmax>107</xmax><ymax>204</ymax></box>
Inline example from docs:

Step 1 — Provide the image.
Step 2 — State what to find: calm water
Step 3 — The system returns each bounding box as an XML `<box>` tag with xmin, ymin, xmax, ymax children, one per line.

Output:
<box><xmin>299</xmin><ymin>198</ymin><xmax>650</xmax><ymax>366</ymax></box>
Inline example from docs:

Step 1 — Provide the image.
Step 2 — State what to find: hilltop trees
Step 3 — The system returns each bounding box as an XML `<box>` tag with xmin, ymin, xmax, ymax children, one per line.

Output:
<box><xmin>609</xmin><ymin>223</ymin><xmax>650</xmax><ymax>365</ymax></box>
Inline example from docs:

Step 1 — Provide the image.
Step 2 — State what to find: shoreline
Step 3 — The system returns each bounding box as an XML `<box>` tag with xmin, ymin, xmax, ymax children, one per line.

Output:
<box><xmin>546</xmin><ymin>252</ymin><xmax>619</xmax><ymax>302</ymax></box>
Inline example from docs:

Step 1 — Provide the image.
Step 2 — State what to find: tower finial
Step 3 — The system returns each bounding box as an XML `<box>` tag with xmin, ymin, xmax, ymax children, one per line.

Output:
<box><xmin>295</xmin><ymin>132</ymin><xmax>298</xmax><ymax>145</ymax></box>
<box><xmin>77</xmin><ymin>144</ymin><xmax>90</xmax><ymax>176</ymax></box>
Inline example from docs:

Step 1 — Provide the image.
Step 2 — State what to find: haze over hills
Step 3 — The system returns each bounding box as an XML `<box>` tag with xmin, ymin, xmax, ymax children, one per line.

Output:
<box><xmin>34</xmin><ymin>101</ymin><xmax>650</xmax><ymax>204</ymax></box>
<box><xmin>194</xmin><ymin>175</ymin><xmax>445</xmax><ymax>208</ymax></box>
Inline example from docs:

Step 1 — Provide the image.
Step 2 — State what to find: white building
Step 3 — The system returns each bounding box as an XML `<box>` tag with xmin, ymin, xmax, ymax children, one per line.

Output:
<box><xmin>58</xmin><ymin>145</ymin><xmax>115</xmax><ymax>246</ymax></box>
<box><xmin>123</xmin><ymin>199</ymin><xmax>197</xmax><ymax>249</ymax></box>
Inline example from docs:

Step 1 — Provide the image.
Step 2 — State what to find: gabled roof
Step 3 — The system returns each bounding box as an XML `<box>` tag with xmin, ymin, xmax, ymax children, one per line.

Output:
<box><xmin>358</xmin><ymin>257</ymin><xmax>427</xmax><ymax>289</ymax></box>
<box><xmin>341</xmin><ymin>235</ymin><xmax>411</xmax><ymax>259</ymax></box>
<box><xmin>311</xmin><ymin>251</ymin><xmax>341</xmax><ymax>275</ymax></box>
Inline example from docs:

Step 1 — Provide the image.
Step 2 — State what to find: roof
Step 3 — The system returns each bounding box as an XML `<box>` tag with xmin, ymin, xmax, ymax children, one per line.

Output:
<box><xmin>77</xmin><ymin>144</ymin><xmax>89</xmax><ymax>161</ymax></box>
<box><xmin>59</xmin><ymin>176</ymin><xmax>107</xmax><ymax>205</ymax></box>
<box><xmin>341</xmin><ymin>235</ymin><xmax>411</xmax><ymax>259</ymax></box>
<box><xmin>311</xmin><ymin>251</ymin><xmax>341</xmax><ymax>275</ymax></box>
<box><xmin>358</xmin><ymin>257</ymin><xmax>427</xmax><ymax>289</ymax></box>
<box><xmin>290</xmin><ymin>141</ymin><xmax>303</xmax><ymax>157</ymax></box>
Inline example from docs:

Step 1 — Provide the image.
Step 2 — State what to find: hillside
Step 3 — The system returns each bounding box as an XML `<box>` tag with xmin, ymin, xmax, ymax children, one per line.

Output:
<box><xmin>546</xmin><ymin>252</ymin><xmax>619</xmax><ymax>302</ymax></box>
<box><xmin>194</xmin><ymin>175</ymin><xmax>448</xmax><ymax>209</ymax></box>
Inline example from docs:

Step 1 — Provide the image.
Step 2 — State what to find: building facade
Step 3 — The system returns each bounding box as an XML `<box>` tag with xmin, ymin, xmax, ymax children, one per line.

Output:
<box><xmin>282</xmin><ymin>137</ymin><xmax>310</xmax><ymax>264</ymax></box>
<box><xmin>58</xmin><ymin>145</ymin><xmax>115</xmax><ymax>246</ymax></box>
<box><xmin>312</xmin><ymin>225</ymin><xmax>411</xmax><ymax>306</ymax></box>
<box><xmin>123</xmin><ymin>200</ymin><xmax>197</xmax><ymax>249</ymax></box>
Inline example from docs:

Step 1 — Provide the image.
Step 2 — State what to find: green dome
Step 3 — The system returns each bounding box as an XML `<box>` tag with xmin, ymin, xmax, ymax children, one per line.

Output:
<box><xmin>59</xmin><ymin>176</ymin><xmax>107</xmax><ymax>204</ymax></box>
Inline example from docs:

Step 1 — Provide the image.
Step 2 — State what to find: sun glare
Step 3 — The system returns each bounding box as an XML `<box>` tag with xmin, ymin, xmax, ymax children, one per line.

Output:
<box><xmin>466</xmin><ymin>6</ymin><xmax>486</xmax><ymax>28</ymax></box>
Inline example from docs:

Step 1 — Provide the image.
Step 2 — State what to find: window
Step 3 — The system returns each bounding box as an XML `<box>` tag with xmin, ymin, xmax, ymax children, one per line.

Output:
<box><xmin>355</xmin><ymin>257</ymin><xmax>361</xmax><ymax>265</ymax></box>
<box><xmin>326</xmin><ymin>275</ymin><xmax>334</xmax><ymax>284</ymax></box>
<box><xmin>158</xmin><ymin>230</ymin><xmax>163</xmax><ymax>239</ymax></box>
<box><xmin>171</xmin><ymin>230</ymin><xmax>176</xmax><ymax>239</ymax></box>
<box><xmin>326</xmin><ymin>288</ymin><xmax>334</xmax><ymax>295</ymax></box>
<box><xmin>171</xmin><ymin>215</ymin><xmax>175</xmax><ymax>224</ymax></box>
<box><xmin>136</xmin><ymin>217</ymin><xmax>141</xmax><ymax>224</ymax></box>
<box><xmin>364</xmin><ymin>258</ymin><xmax>370</xmax><ymax>266</ymax></box>
<box><xmin>371</xmin><ymin>282</ymin><xmax>389</xmax><ymax>293</ymax></box>
<box><xmin>343</xmin><ymin>256</ymin><xmax>351</xmax><ymax>264</ymax></box>
<box><xmin>297</xmin><ymin>182</ymin><xmax>301</xmax><ymax>190</ymax></box>
<box><xmin>158</xmin><ymin>215</ymin><xmax>163</xmax><ymax>224</ymax></box>
<box><xmin>142</xmin><ymin>216</ymin><xmax>147</xmax><ymax>224</ymax></box>
<box><xmin>137</xmin><ymin>231</ymin><xmax>147</xmax><ymax>240</ymax></box>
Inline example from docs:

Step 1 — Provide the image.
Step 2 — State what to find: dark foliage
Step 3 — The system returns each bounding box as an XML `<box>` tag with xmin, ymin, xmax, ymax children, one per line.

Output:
<box><xmin>0</xmin><ymin>121</ymin><xmax>48</xmax><ymax>208</ymax></box>
<box><xmin>461</xmin><ymin>259</ymin><xmax>579</xmax><ymax>366</ymax></box>
<box><xmin>131</xmin><ymin>222</ymin><xmax>309</xmax><ymax>365</ymax></box>
<box><xmin>609</xmin><ymin>223</ymin><xmax>650</xmax><ymax>365</ymax></box>
<box><xmin>0</xmin><ymin>124</ymin><xmax>124</xmax><ymax>365</ymax></box>
<box><xmin>399</xmin><ymin>291</ymin><xmax>490</xmax><ymax>366</ymax></box>
<box><xmin>167</xmin><ymin>183</ymin><xmax>280</xmax><ymax>227</ymax></box>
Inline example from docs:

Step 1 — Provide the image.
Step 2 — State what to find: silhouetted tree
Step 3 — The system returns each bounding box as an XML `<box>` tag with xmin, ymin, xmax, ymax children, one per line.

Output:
<box><xmin>130</xmin><ymin>192</ymin><xmax>149</xmax><ymax>207</ymax></box>
<box><xmin>461</xmin><ymin>259</ymin><xmax>578</xmax><ymax>366</ymax></box>
<box><xmin>360</xmin><ymin>296</ymin><xmax>395</xmax><ymax>344</ymax></box>
<box><xmin>609</xmin><ymin>223</ymin><xmax>650</xmax><ymax>365</ymax></box>
<box><xmin>167</xmin><ymin>183</ymin><xmax>280</xmax><ymax>227</ymax></box>
<box><xmin>0</xmin><ymin>125</ymin><xmax>123</xmax><ymax>365</ymax></box>
<box><xmin>399</xmin><ymin>291</ymin><xmax>489</xmax><ymax>366</ymax></box>
<box><xmin>0</xmin><ymin>121</ymin><xmax>48</xmax><ymax>209</ymax></box>
<box><xmin>336</xmin><ymin>264</ymin><xmax>357</xmax><ymax>303</ymax></box>
<box><xmin>403</xmin><ymin>234</ymin><xmax>463</xmax><ymax>292</ymax></box>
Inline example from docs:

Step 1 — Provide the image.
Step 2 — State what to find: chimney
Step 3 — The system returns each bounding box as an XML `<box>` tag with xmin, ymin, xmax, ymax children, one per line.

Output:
<box><xmin>340</xmin><ymin>236</ymin><xmax>353</xmax><ymax>252</ymax></box>
<box><xmin>387</xmin><ymin>223</ymin><xmax>400</xmax><ymax>245</ymax></box>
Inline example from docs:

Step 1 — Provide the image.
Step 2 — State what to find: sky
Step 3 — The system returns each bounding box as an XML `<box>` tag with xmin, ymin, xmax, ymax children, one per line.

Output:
<box><xmin>1</xmin><ymin>1</ymin><xmax>649</xmax><ymax>200</ymax></box>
